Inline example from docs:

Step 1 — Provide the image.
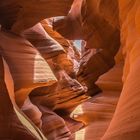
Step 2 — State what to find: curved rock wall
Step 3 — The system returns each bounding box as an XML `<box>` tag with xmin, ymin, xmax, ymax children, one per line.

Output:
<box><xmin>0</xmin><ymin>0</ymin><xmax>140</xmax><ymax>140</ymax></box>
<box><xmin>0</xmin><ymin>0</ymin><xmax>74</xmax><ymax>33</ymax></box>
<box><xmin>102</xmin><ymin>1</ymin><xmax>140</xmax><ymax>139</ymax></box>
<box><xmin>0</xmin><ymin>55</ymin><xmax>47</xmax><ymax>140</ymax></box>
<box><xmin>53</xmin><ymin>0</ymin><xmax>120</xmax><ymax>95</ymax></box>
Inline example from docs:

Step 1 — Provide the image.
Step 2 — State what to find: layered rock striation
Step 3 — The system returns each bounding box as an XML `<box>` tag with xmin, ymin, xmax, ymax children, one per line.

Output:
<box><xmin>0</xmin><ymin>0</ymin><xmax>140</xmax><ymax>140</ymax></box>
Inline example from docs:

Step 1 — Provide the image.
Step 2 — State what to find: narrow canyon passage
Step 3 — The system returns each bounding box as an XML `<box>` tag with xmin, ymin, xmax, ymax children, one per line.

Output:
<box><xmin>0</xmin><ymin>0</ymin><xmax>140</xmax><ymax>140</ymax></box>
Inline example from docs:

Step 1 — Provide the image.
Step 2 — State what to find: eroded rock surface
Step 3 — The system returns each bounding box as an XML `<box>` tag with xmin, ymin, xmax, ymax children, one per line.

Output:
<box><xmin>0</xmin><ymin>55</ymin><xmax>47</xmax><ymax>140</ymax></box>
<box><xmin>0</xmin><ymin>0</ymin><xmax>140</xmax><ymax>140</ymax></box>
<box><xmin>102</xmin><ymin>1</ymin><xmax>140</xmax><ymax>139</ymax></box>
<box><xmin>53</xmin><ymin>0</ymin><xmax>120</xmax><ymax>96</ymax></box>
<box><xmin>0</xmin><ymin>0</ymin><xmax>74</xmax><ymax>33</ymax></box>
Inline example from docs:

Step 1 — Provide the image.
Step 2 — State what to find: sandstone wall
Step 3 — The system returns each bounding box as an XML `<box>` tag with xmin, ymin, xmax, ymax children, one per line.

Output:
<box><xmin>0</xmin><ymin>0</ymin><xmax>140</xmax><ymax>140</ymax></box>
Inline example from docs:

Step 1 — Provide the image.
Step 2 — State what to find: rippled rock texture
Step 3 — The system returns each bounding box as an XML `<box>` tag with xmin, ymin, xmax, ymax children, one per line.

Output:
<box><xmin>0</xmin><ymin>0</ymin><xmax>140</xmax><ymax>140</ymax></box>
<box><xmin>53</xmin><ymin>0</ymin><xmax>120</xmax><ymax>96</ymax></box>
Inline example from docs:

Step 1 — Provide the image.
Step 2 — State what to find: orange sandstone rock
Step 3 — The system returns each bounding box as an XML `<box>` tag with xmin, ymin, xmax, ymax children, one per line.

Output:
<box><xmin>0</xmin><ymin>0</ymin><xmax>74</xmax><ymax>33</ymax></box>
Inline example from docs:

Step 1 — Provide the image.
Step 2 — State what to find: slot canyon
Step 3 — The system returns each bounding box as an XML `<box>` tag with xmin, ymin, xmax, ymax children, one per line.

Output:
<box><xmin>0</xmin><ymin>0</ymin><xmax>140</xmax><ymax>140</ymax></box>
